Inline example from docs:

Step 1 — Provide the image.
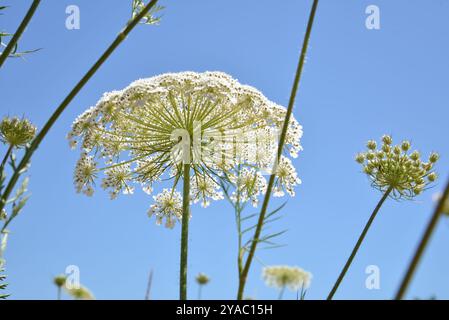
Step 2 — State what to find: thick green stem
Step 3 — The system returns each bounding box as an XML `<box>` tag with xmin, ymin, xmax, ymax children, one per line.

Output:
<box><xmin>236</xmin><ymin>0</ymin><xmax>319</xmax><ymax>300</ymax></box>
<box><xmin>0</xmin><ymin>0</ymin><xmax>41</xmax><ymax>68</ymax></box>
<box><xmin>180</xmin><ymin>164</ymin><xmax>190</xmax><ymax>300</ymax></box>
<box><xmin>0</xmin><ymin>0</ymin><xmax>159</xmax><ymax>216</ymax></box>
<box><xmin>327</xmin><ymin>187</ymin><xmax>392</xmax><ymax>300</ymax></box>
<box><xmin>394</xmin><ymin>176</ymin><xmax>449</xmax><ymax>300</ymax></box>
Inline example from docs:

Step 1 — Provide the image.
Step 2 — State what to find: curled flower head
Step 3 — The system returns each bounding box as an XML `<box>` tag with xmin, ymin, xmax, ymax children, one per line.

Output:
<box><xmin>195</xmin><ymin>273</ymin><xmax>210</xmax><ymax>285</ymax></box>
<box><xmin>68</xmin><ymin>72</ymin><xmax>302</xmax><ymax>227</ymax></box>
<box><xmin>357</xmin><ymin>135</ymin><xmax>439</xmax><ymax>199</ymax></box>
<box><xmin>263</xmin><ymin>265</ymin><xmax>312</xmax><ymax>291</ymax></box>
<box><xmin>0</xmin><ymin>116</ymin><xmax>36</xmax><ymax>148</ymax></box>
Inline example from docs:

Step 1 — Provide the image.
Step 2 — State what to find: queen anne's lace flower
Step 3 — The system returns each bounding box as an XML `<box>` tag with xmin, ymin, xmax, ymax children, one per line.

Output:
<box><xmin>68</xmin><ymin>72</ymin><xmax>303</xmax><ymax>227</ymax></box>
<box><xmin>356</xmin><ymin>135</ymin><xmax>439</xmax><ymax>199</ymax></box>
<box><xmin>263</xmin><ymin>265</ymin><xmax>312</xmax><ymax>291</ymax></box>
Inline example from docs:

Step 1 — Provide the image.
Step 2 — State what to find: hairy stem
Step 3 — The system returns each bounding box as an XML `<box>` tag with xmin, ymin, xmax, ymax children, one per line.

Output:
<box><xmin>236</xmin><ymin>0</ymin><xmax>319</xmax><ymax>300</ymax></box>
<box><xmin>394</xmin><ymin>176</ymin><xmax>449</xmax><ymax>300</ymax></box>
<box><xmin>0</xmin><ymin>0</ymin><xmax>160</xmax><ymax>216</ymax></box>
<box><xmin>327</xmin><ymin>187</ymin><xmax>392</xmax><ymax>300</ymax></box>
<box><xmin>180</xmin><ymin>164</ymin><xmax>190</xmax><ymax>300</ymax></box>
<box><xmin>0</xmin><ymin>0</ymin><xmax>41</xmax><ymax>68</ymax></box>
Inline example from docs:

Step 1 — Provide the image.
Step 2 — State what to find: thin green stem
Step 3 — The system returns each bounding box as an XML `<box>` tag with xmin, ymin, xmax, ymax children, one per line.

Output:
<box><xmin>198</xmin><ymin>284</ymin><xmax>202</xmax><ymax>300</ymax></box>
<box><xmin>394</xmin><ymin>176</ymin><xmax>449</xmax><ymax>300</ymax></box>
<box><xmin>278</xmin><ymin>286</ymin><xmax>286</xmax><ymax>300</ymax></box>
<box><xmin>327</xmin><ymin>187</ymin><xmax>392</xmax><ymax>300</ymax></box>
<box><xmin>0</xmin><ymin>146</ymin><xmax>13</xmax><ymax>172</ymax></box>
<box><xmin>57</xmin><ymin>286</ymin><xmax>61</xmax><ymax>300</ymax></box>
<box><xmin>180</xmin><ymin>164</ymin><xmax>190</xmax><ymax>300</ymax></box>
<box><xmin>0</xmin><ymin>0</ymin><xmax>160</xmax><ymax>216</ymax></box>
<box><xmin>236</xmin><ymin>0</ymin><xmax>319</xmax><ymax>300</ymax></box>
<box><xmin>0</xmin><ymin>0</ymin><xmax>41</xmax><ymax>68</ymax></box>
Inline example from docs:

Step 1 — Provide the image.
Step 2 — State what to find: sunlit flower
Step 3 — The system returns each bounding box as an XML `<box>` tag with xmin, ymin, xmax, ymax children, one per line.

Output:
<box><xmin>263</xmin><ymin>265</ymin><xmax>312</xmax><ymax>291</ymax></box>
<box><xmin>356</xmin><ymin>135</ymin><xmax>439</xmax><ymax>199</ymax></box>
<box><xmin>68</xmin><ymin>72</ymin><xmax>302</xmax><ymax>227</ymax></box>
<box><xmin>0</xmin><ymin>116</ymin><xmax>36</xmax><ymax>148</ymax></box>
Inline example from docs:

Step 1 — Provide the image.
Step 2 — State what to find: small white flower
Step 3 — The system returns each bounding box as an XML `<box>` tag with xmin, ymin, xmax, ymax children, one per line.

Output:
<box><xmin>190</xmin><ymin>174</ymin><xmax>223</xmax><ymax>208</ymax></box>
<box><xmin>273</xmin><ymin>156</ymin><xmax>301</xmax><ymax>197</ymax></box>
<box><xmin>148</xmin><ymin>189</ymin><xmax>183</xmax><ymax>229</ymax></box>
<box><xmin>74</xmin><ymin>153</ymin><xmax>97</xmax><ymax>196</ymax></box>
<box><xmin>231</xmin><ymin>168</ymin><xmax>267</xmax><ymax>207</ymax></box>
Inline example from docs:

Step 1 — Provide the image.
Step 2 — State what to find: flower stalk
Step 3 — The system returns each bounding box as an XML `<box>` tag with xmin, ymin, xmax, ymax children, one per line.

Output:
<box><xmin>0</xmin><ymin>0</ymin><xmax>41</xmax><ymax>68</ymax></box>
<box><xmin>327</xmin><ymin>186</ymin><xmax>392</xmax><ymax>300</ymax></box>
<box><xmin>236</xmin><ymin>0</ymin><xmax>319</xmax><ymax>300</ymax></box>
<box><xmin>180</xmin><ymin>164</ymin><xmax>190</xmax><ymax>300</ymax></box>
<box><xmin>0</xmin><ymin>146</ymin><xmax>12</xmax><ymax>172</ymax></box>
<box><xmin>0</xmin><ymin>0</ymin><xmax>160</xmax><ymax>216</ymax></box>
<box><xmin>395</xmin><ymin>176</ymin><xmax>449</xmax><ymax>300</ymax></box>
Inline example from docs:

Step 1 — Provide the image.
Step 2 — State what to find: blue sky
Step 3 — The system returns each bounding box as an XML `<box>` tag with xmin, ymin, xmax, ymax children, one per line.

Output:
<box><xmin>1</xmin><ymin>0</ymin><xmax>449</xmax><ymax>300</ymax></box>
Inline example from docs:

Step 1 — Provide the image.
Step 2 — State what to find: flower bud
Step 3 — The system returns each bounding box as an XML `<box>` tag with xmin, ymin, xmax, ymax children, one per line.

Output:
<box><xmin>429</xmin><ymin>152</ymin><xmax>439</xmax><ymax>163</ymax></box>
<box><xmin>355</xmin><ymin>153</ymin><xmax>365</xmax><ymax>164</ymax></box>
<box><xmin>367</xmin><ymin>140</ymin><xmax>377</xmax><ymax>150</ymax></box>
<box><xmin>401</xmin><ymin>140</ymin><xmax>411</xmax><ymax>152</ymax></box>
<box><xmin>410</xmin><ymin>151</ymin><xmax>420</xmax><ymax>161</ymax></box>
<box><xmin>382</xmin><ymin>135</ymin><xmax>393</xmax><ymax>145</ymax></box>
<box><xmin>427</xmin><ymin>172</ymin><xmax>437</xmax><ymax>182</ymax></box>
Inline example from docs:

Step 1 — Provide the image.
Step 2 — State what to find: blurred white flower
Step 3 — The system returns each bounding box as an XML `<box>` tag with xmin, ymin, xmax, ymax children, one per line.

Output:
<box><xmin>263</xmin><ymin>265</ymin><xmax>312</xmax><ymax>291</ymax></box>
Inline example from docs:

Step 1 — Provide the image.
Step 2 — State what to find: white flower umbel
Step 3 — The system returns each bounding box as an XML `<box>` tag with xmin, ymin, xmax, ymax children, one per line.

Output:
<box><xmin>328</xmin><ymin>135</ymin><xmax>439</xmax><ymax>300</ymax></box>
<box><xmin>68</xmin><ymin>71</ymin><xmax>303</xmax><ymax>226</ymax></box>
<box><xmin>263</xmin><ymin>265</ymin><xmax>312</xmax><ymax>299</ymax></box>
<box><xmin>68</xmin><ymin>71</ymin><xmax>303</xmax><ymax>300</ymax></box>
